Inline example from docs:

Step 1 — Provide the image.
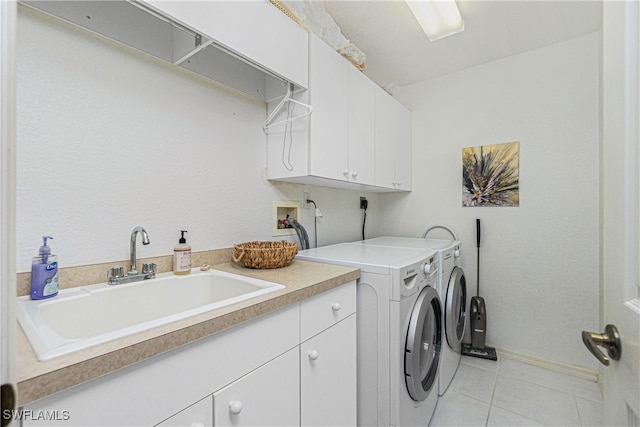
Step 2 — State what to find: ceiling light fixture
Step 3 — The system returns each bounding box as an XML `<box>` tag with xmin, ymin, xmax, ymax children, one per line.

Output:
<box><xmin>406</xmin><ymin>0</ymin><xmax>464</xmax><ymax>42</ymax></box>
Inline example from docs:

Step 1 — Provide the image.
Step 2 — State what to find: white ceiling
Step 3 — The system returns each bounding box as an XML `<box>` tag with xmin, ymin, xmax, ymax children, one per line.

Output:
<box><xmin>322</xmin><ymin>1</ymin><xmax>603</xmax><ymax>89</ymax></box>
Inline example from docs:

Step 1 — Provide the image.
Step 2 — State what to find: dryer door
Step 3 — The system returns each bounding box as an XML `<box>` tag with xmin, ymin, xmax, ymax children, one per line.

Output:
<box><xmin>404</xmin><ymin>286</ymin><xmax>442</xmax><ymax>402</ymax></box>
<box><xmin>445</xmin><ymin>266</ymin><xmax>467</xmax><ymax>348</ymax></box>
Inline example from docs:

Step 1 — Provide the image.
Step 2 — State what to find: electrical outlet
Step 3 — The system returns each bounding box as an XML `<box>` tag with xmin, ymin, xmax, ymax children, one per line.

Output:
<box><xmin>360</xmin><ymin>197</ymin><xmax>368</xmax><ymax>209</ymax></box>
<box><xmin>303</xmin><ymin>192</ymin><xmax>311</xmax><ymax>209</ymax></box>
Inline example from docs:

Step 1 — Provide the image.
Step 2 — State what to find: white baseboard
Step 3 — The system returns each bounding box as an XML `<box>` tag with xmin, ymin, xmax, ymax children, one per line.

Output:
<box><xmin>490</xmin><ymin>345</ymin><xmax>600</xmax><ymax>382</ymax></box>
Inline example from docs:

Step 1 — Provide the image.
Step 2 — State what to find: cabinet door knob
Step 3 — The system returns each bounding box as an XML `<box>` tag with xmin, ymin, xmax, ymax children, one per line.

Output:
<box><xmin>392</xmin><ymin>180</ymin><xmax>398</xmax><ymax>186</ymax></box>
<box><xmin>308</xmin><ymin>350</ymin><xmax>319</xmax><ymax>360</ymax></box>
<box><xmin>343</xmin><ymin>169</ymin><xmax>349</xmax><ymax>176</ymax></box>
<box><xmin>331</xmin><ymin>302</ymin><xmax>341</xmax><ymax>312</ymax></box>
<box><xmin>229</xmin><ymin>400</ymin><xmax>243</xmax><ymax>414</ymax></box>
<box><xmin>351</xmin><ymin>171</ymin><xmax>358</xmax><ymax>178</ymax></box>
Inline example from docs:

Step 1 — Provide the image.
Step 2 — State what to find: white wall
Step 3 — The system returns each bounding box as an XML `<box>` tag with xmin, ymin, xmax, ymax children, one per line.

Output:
<box><xmin>15</xmin><ymin>7</ymin><xmax>378</xmax><ymax>272</ymax></box>
<box><xmin>380</xmin><ymin>33</ymin><xmax>601</xmax><ymax>369</ymax></box>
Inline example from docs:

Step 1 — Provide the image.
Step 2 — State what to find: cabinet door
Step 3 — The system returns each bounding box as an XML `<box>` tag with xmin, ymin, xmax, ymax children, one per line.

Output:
<box><xmin>393</xmin><ymin>101</ymin><xmax>412</xmax><ymax>191</ymax></box>
<box><xmin>374</xmin><ymin>85</ymin><xmax>398</xmax><ymax>189</ymax></box>
<box><xmin>156</xmin><ymin>395</ymin><xmax>213</xmax><ymax>427</ymax></box>
<box><xmin>308</xmin><ymin>34</ymin><xmax>349</xmax><ymax>181</ymax></box>
<box><xmin>348</xmin><ymin>67</ymin><xmax>375</xmax><ymax>185</ymax></box>
<box><xmin>374</xmin><ymin>85</ymin><xmax>412</xmax><ymax>190</ymax></box>
<box><xmin>213</xmin><ymin>347</ymin><xmax>299</xmax><ymax>427</ymax></box>
<box><xmin>300</xmin><ymin>315</ymin><xmax>357</xmax><ymax>426</ymax></box>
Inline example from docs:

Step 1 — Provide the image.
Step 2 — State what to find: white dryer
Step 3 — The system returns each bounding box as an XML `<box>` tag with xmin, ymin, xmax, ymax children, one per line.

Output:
<box><xmin>356</xmin><ymin>236</ymin><xmax>468</xmax><ymax>396</ymax></box>
<box><xmin>296</xmin><ymin>243</ymin><xmax>442</xmax><ymax>426</ymax></box>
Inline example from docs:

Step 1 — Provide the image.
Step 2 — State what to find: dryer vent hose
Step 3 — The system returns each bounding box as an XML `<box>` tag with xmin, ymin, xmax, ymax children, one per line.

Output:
<box><xmin>421</xmin><ymin>224</ymin><xmax>459</xmax><ymax>240</ymax></box>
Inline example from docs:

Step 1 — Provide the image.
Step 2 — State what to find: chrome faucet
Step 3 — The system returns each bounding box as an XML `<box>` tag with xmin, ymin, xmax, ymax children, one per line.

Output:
<box><xmin>107</xmin><ymin>226</ymin><xmax>155</xmax><ymax>285</ymax></box>
<box><xmin>129</xmin><ymin>226</ymin><xmax>150</xmax><ymax>275</ymax></box>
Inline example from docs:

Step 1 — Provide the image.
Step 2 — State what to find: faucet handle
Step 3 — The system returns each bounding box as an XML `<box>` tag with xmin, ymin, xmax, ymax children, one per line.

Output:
<box><xmin>142</xmin><ymin>262</ymin><xmax>156</xmax><ymax>274</ymax></box>
<box><xmin>108</xmin><ymin>266</ymin><xmax>125</xmax><ymax>280</ymax></box>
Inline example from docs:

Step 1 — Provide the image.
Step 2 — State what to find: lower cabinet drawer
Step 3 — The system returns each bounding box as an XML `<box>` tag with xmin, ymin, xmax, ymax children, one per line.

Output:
<box><xmin>213</xmin><ymin>347</ymin><xmax>299</xmax><ymax>427</ymax></box>
<box><xmin>300</xmin><ymin>281</ymin><xmax>356</xmax><ymax>342</ymax></box>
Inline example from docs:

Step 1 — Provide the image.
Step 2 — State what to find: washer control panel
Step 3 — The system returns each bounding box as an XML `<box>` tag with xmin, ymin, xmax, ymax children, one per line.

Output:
<box><xmin>392</xmin><ymin>254</ymin><xmax>439</xmax><ymax>301</ymax></box>
<box><xmin>421</xmin><ymin>255</ymin><xmax>438</xmax><ymax>283</ymax></box>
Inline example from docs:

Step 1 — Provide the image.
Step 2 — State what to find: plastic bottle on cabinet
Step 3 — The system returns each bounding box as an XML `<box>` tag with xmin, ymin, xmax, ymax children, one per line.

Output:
<box><xmin>30</xmin><ymin>235</ymin><xmax>59</xmax><ymax>300</ymax></box>
<box><xmin>173</xmin><ymin>230</ymin><xmax>191</xmax><ymax>275</ymax></box>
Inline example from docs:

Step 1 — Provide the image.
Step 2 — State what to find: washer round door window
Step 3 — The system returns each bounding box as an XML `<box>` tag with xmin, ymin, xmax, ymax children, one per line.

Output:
<box><xmin>445</xmin><ymin>266</ymin><xmax>467</xmax><ymax>348</ymax></box>
<box><xmin>405</xmin><ymin>286</ymin><xmax>442</xmax><ymax>401</ymax></box>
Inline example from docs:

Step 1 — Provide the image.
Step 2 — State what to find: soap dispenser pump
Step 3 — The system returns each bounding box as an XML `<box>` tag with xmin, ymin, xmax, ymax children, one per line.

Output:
<box><xmin>173</xmin><ymin>230</ymin><xmax>191</xmax><ymax>275</ymax></box>
<box><xmin>30</xmin><ymin>235</ymin><xmax>59</xmax><ymax>300</ymax></box>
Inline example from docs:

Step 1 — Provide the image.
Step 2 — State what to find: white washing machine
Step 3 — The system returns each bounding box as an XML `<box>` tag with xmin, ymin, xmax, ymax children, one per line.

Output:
<box><xmin>356</xmin><ymin>235</ymin><xmax>467</xmax><ymax>396</ymax></box>
<box><xmin>296</xmin><ymin>243</ymin><xmax>442</xmax><ymax>426</ymax></box>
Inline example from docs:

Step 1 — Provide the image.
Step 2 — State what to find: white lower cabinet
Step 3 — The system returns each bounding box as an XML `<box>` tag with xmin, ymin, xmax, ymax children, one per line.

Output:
<box><xmin>22</xmin><ymin>282</ymin><xmax>357</xmax><ymax>427</ymax></box>
<box><xmin>156</xmin><ymin>395</ymin><xmax>213</xmax><ymax>427</ymax></box>
<box><xmin>213</xmin><ymin>348</ymin><xmax>299</xmax><ymax>427</ymax></box>
<box><xmin>300</xmin><ymin>314</ymin><xmax>357</xmax><ymax>426</ymax></box>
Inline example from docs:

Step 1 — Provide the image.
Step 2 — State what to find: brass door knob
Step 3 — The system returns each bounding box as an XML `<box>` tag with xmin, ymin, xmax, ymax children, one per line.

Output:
<box><xmin>582</xmin><ymin>324</ymin><xmax>621</xmax><ymax>366</ymax></box>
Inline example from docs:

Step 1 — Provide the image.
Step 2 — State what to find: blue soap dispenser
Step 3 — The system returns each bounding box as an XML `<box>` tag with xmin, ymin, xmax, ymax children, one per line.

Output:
<box><xmin>30</xmin><ymin>235</ymin><xmax>59</xmax><ymax>300</ymax></box>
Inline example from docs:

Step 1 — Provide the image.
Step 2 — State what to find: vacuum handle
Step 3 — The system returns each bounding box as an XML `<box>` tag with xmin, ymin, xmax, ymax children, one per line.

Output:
<box><xmin>476</xmin><ymin>219</ymin><xmax>481</xmax><ymax>248</ymax></box>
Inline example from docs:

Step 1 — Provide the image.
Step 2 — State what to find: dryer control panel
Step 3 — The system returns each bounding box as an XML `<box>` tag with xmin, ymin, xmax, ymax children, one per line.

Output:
<box><xmin>421</xmin><ymin>255</ymin><xmax>438</xmax><ymax>278</ymax></box>
<box><xmin>393</xmin><ymin>257</ymin><xmax>439</xmax><ymax>302</ymax></box>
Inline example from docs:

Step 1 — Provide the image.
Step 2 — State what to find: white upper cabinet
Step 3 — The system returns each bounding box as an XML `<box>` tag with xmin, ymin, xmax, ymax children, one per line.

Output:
<box><xmin>267</xmin><ymin>34</ymin><xmax>407</xmax><ymax>192</ymax></box>
<box><xmin>374</xmin><ymin>85</ymin><xmax>412</xmax><ymax>191</ymax></box>
<box><xmin>348</xmin><ymin>66</ymin><xmax>375</xmax><ymax>186</ymax></box>
<box><xmin>308</xmin><ymin>34</ymin><xmax>350</xmax><ymax>182</ymax></box>
<box><xmin>145</xmin><ymin>0</ymin><xmax>308</xmax><ymax>92</ymax></box>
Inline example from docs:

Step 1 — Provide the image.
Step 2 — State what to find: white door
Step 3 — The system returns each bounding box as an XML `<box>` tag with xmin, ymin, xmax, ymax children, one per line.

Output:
<box><xmin>594</xmin><ymin>2</ymin><xmax>640</xmax><ymax>424</ymax></box>
<box><xmin>0</xmin><ymin>1</ymin><xmax>17</xmax><ymax>425</ymax></box>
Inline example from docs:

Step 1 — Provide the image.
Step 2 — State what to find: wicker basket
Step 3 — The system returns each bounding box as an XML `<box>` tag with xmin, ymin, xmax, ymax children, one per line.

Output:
<box><xmin>232</xmin><ymin>241</ymin><xmax>298</xmax><ymax>269</ymax></box>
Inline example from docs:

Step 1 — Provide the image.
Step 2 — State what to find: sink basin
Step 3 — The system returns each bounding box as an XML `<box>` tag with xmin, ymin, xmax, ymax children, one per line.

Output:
<box><xmin>17</xmin><ymin>269</ymin><xmax>285</xmax><ymax>361</ymax></box>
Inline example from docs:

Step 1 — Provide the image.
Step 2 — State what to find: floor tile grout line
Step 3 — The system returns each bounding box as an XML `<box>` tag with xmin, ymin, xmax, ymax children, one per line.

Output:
<box><xmin>434</xmin><ymin>355</ymin><xmax>602</xmax><ymax>427</ymax></box>
<box><xmin>574</xmin><ymin>395</ymin><xmax>585</xmax><ymax>427</ymax></box>
<box><xmin>484</xmin><ymin>356</ymin><xmax>502</xmax><ymax>426</ymax></box>
<box><xmin>492</xmin><ymin>362</ymin><xmax>585</xmax><ymax>426</ymax></box>
<box><xmin>485</xmin><ymin>358</ymin><xmax>503</xmax><ymax>427</ymax></box>
<box><xmin>491</xmin><ymin>355</ymin><xmax>570</xmax><ymax>426</ymax></box>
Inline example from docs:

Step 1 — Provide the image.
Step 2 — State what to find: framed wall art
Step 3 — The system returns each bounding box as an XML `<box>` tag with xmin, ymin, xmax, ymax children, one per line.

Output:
<box><xmin>462</xmin><ymin>141</ymin><xmax>520</xmax><ymax>207</ymax></box>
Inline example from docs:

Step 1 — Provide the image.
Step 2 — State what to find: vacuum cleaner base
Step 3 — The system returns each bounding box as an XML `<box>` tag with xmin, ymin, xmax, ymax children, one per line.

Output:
<box><xmin>461</xmin><ymin>342</ymin><xmax>498</xmax><ymax>361</ymax></box>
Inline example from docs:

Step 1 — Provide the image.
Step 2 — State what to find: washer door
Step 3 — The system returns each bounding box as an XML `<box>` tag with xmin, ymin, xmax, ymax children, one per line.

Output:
<box><xmin>405</xmin><ymin>286</ymin><xmax>442</xmax><ymax>402</ymax></box>
<box><xmin>445</xmin><ymin>266</ymin><xmax>467</xmax><ymax>348</ymax></box>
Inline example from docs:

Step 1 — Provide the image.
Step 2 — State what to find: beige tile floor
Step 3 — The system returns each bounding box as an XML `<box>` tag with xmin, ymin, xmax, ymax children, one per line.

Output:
<box><xmin>430</xmin><ymin>354</ymin><xmax>603</xmax><ymax>426</ymax></box>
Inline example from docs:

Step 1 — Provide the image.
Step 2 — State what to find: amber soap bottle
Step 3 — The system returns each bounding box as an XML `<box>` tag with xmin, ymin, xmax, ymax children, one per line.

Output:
<box><xmin>173</xmin><ymin>230</ymin><xmax>191</xmax><ymax>275</ymax></box>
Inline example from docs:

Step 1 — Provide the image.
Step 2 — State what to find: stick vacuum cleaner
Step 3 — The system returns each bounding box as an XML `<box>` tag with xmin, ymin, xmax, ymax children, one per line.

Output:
<box><xmin>461</xmin><ymin>219</ymin><xmax>497</xmax><ymax>361</ymax></box>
